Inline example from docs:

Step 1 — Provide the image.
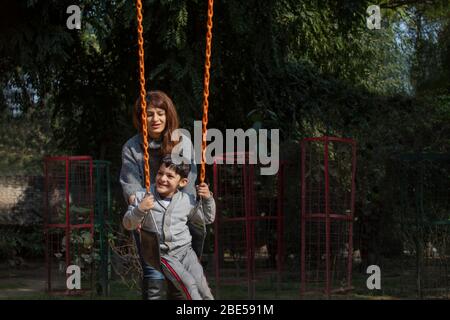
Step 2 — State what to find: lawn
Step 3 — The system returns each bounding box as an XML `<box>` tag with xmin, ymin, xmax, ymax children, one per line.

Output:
<box><xmin>0</xmin><ymin>257</ymin><xmax>448</xmax><ymax>300</ymax></box>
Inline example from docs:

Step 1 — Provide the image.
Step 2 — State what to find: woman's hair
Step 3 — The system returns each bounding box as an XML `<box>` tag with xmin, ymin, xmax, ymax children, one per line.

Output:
<box><xmin>133</xmin><ymin>90</ymin><xmax>180</xmax><ymax>155</ymax></box>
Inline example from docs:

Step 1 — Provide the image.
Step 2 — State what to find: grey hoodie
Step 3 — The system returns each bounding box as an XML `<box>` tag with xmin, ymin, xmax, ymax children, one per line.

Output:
<box><xmin>123</xmin><ymin>186</ymin><xmax>215</xmax><ymax>256</ymax></box>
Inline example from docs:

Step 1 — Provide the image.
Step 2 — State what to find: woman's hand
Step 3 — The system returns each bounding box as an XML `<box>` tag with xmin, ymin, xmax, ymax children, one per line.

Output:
<box><xmin>196</xmin><ymin>182</ymin><xmax>212</xmax><ymax>199</ymax></box>
<box><xmin>138</xmin><ymin>193</ymin><xmax>154</xmax><ymax>213</ymax></box>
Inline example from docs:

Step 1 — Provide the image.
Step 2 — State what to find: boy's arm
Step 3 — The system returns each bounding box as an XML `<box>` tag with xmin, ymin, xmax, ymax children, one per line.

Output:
<box><xmin>123</xmin><ymin>191</ymin><xmax>157</xmax><ymax>231</ymax></box>
<box><xmin>122</xmin><ymin>204</ymin><xmax>147</xmax><ymax>231</ymax></box>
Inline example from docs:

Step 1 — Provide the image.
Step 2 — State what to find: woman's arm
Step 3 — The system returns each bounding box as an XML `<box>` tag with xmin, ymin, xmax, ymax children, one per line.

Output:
<box><xmin>120</xmin><ymin>142</ymin><xmax>143</xmax><ymax>204</ymax></box>
<box><xmin>186</xmin><ymin>161</ymin><xmax>198</xmax><ymax>196</ymax></box>
<box><xmin>183</xmin><ymin>133</ymin><xmax>198</xmax><ymax>196</ymax></box>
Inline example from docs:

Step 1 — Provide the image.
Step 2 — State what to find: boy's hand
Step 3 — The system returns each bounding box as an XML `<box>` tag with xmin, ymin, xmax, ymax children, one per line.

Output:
<box><xmin>138</xmin><ymin>193</ymin><xmax>154</xmax><ymax>213</ymax></box>
<box><xmin>196</xmin><ymin>182</ymin><xmax>212</xmax><ymax>199</ymax></box>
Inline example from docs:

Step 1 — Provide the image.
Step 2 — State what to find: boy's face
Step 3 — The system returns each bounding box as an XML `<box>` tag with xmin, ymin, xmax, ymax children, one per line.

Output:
<box><xmin>155</xmin><ymin>163</ymin><xmax>188</xmax><ymax>198</ymax></box>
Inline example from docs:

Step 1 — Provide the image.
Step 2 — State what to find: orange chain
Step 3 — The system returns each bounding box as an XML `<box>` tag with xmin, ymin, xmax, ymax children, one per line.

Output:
<box><xmin>136</xmin><ymin>0</ymin><xmax>150</xmax><ymax>192</ymax></box>
<box><xmin>136</xmin><ymin>0</ymin><xmax>214</xmax><ymax>186</ymax></box>
<box><xmin>200</xmin><ymin>0</ymin><xmax>214</xmax><ymax>183</ymax></box>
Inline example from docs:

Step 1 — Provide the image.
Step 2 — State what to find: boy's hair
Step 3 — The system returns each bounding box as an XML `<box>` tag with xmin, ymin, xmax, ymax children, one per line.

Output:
<box><xmin>160</xmin><ymin>154</ymin><xmax>190</xmax><ymax>179</ymax></box>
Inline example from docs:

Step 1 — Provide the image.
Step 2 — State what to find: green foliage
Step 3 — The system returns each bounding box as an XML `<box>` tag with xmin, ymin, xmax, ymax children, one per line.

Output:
<box><xmin>0</xmin><ymin>104</ymin><xmax>61</xmax><ymax>175</ymax></box>
<box><xmin>0</xmin><ymin>0</ymin><xmax>449</xmax><ymax>266</ymax></box>
<box><xmin>1</xmin><ymin>0</ymin><xmax>448</xmax><ymax>153</ymax></box>
<box><xmin>0</xmin><ymin>226</ymin><xmax>44</xmax><ymax>259</ymax></box>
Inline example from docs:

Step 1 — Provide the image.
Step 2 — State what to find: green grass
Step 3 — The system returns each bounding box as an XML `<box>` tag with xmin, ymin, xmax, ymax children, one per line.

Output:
<box><xmin>0</xmin><ymin>282</ymin><xmax>28</xmax><ymax>290</ymax></box>
<box><xmin>0</xmin><ymin>279</ymin><xmax>141</xmax><ymax>300</ymax></box>
<box><xmin>1</xmin><ymin>257</ymin><xmax>448</xmax><ymax>300</ymax></box>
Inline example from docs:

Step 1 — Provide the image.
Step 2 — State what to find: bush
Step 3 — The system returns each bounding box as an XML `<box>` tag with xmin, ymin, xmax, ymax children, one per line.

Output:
<box><xmin>0</xmin><ymin>225</ymin><xmax>44</xmax><ymax>260</ymax></box>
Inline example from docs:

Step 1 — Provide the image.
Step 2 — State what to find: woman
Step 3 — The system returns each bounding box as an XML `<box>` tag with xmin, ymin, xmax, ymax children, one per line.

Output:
<box><xmin>120</xmin><ymin>90</ymin><xmax>197</xmax><ymax>300</ymax></box>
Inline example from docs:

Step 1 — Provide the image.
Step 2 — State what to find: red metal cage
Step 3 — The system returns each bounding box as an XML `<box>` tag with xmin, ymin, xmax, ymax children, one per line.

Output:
<box><xmin>300</xmin><ymin>137</ymin><xmax>356</xmax><ymax>297</ymax></box>
<box><xmin>212</xmin><ymin>152</ymin><xmax>285</xmax><ymax>299</ymax></box>
<box><xmin>44</xmin><ymin>156</ymin><xmax>94</xmax><ymax>295</ymax></box>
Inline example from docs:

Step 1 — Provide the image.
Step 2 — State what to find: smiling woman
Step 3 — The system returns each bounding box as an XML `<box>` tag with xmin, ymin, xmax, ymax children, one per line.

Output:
<box><xmin>147</xmin><ymin>108</ymin><xmax>166</xmax><ymax>139</ymax></box>
<box><xmin>120</xmin><ymin>90</ymin><xmax>197</xmax><ymax>300</ymax></box>
<box><xmin>132</xmin><ymin>91</ymin><xmax>180</xmax><ymax>156</ymax></box>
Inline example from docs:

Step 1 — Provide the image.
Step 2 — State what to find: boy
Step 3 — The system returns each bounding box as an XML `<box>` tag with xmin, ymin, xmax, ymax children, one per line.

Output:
<box><xmin>122</xmin><ymin>155</ymin><xmax>215</xmax><ymax>300</ymax></box>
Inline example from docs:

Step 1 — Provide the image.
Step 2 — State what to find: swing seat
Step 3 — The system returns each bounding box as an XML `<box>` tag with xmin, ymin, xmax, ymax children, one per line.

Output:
<box><xmin>189</xmin><ymin>221</ymin><xmax>207</xmax><ymax>259</ymax></box>
<box><xmin>139</xmin><ymin>228</ymin><xmax>162</xmax><ymax>272</ymax></box>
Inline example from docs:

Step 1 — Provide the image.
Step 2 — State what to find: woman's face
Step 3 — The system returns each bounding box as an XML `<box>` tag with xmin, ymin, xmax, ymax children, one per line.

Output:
<box><xmin>146</xmin><ymin>107</ymin><xmax>166</xmax><ymax>139</ymax></box>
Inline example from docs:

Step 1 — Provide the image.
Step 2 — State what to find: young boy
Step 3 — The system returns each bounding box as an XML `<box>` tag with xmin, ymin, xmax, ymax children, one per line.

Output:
<box><xmin>122</xmin><ymin>155</ymin><xmax>215</xmax><ymax>300</ymax></box>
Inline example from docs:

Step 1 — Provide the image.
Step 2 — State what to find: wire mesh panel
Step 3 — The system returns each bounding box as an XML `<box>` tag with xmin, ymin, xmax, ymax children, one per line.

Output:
<box><xmin>212</xmin><ymin>153</ymin><xmax>285</xmax><ymax>299</ymax></box>
<box><xmin>252</xmin><ymin>165</ymin><xmax>285</xmax><ymax>298</ymax></box>
<box><xmin>301</xmin><ymin>137</ymin><xmax>356</xmax><ymax>297</ymax></box>
<box><xmin>392</xmin><ymin>153</ymin><xmax>450</xmax><ymax>299</ymax></box>
<box><xmin>420</xmin><ymin>158</ymin><xmax>450</xmax><ymax>299</ymax></box>
<box><xmin>423</xmin><ymin>223</ymin><xmax>450</xmax><ymax>298</ymax></box>
<box><xmin>93</xmin><ymin>160</ymin><xmax>111</xmax><ymax>296</ymax></box>
<box><xmin>44</xmin><ymin>156</ymin><xmax>94</xmax><ymax>295</ymax></box>
<box><xmin>212</xmin><ymin>154</ymin><xmax>248</xmax><ymax>299</ymax></box>
<box><xmin>45</xmin><ymin>160</ymin><xmax>67</xmax><ymax>226</ymax></box>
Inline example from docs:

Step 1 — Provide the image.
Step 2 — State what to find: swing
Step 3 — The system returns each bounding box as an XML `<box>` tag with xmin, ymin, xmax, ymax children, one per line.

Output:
<box><xmin>134</xmin><ymin>0</ymin><xmax>215</xmax><ymax>293</ymax></box>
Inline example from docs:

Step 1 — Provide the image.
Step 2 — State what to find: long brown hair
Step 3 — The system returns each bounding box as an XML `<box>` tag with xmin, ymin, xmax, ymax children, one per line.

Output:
<box><xmin>133</xmin><ymin>90</ymin><xmax>180</xmax><ymax>155</ymax></box>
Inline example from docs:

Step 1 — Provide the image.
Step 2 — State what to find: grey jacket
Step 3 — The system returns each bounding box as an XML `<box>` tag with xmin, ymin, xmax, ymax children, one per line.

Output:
<box><xmin>119</xmin><ymin>133</ymin><xmax>197</xmax><ymax>201</ymax></box>
<box><xmin>123</xmin><ymin>186</ymin><xmax>216</xmax><ymax>256</ymax></box>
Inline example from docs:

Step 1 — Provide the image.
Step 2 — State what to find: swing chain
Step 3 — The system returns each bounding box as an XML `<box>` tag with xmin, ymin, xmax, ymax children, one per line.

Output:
<box><xmin>136</xmin><ymin>0</ymin><xmax>214</xmax><ymax>186</ymax></box>
<box><xmin>136</xmin><ymin>0</ymin><xmax>151</xmax><ymax>192</ymax></box>
<box><xmin>200</xmin><ymin>0</ymin><xmax>214</xmax><ymax>183</ymax></box>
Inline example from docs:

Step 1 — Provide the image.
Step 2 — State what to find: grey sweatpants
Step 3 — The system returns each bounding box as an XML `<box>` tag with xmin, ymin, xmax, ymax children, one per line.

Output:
<box><xmin>160</xmin><ymin>246</ymin><xmax>214</xmax><ymax>300</ymax></box>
